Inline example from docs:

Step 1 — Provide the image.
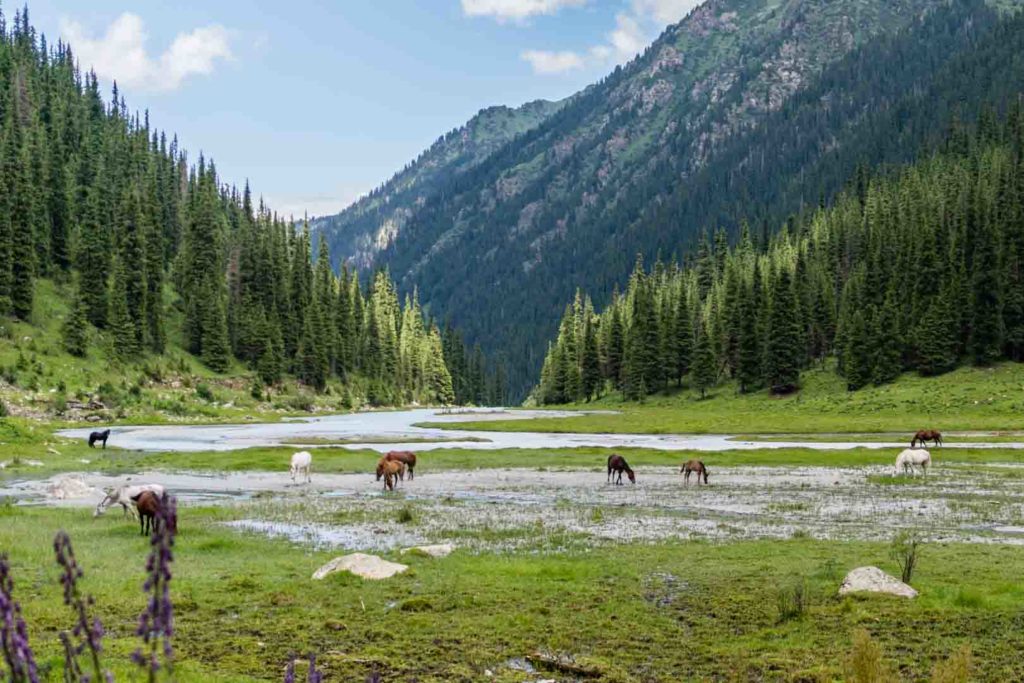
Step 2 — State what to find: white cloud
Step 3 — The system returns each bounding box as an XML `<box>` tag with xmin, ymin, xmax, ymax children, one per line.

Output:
<box><xmin>462</xmin><ymin>0</ymin><xmax>587</xmax><ymax>21</ymax></box>
<box><xmin>630</xmin><ymin>0</ymin><xmax>703</xmax><ymax>25</ymax></box>
<box><xmin>607</xmin><ymin>12</ymin><xmax>647</xmax><ymax>60</ymax></box>
<box><xmin>520</xmin><ymin>0</ymin><xmax>701</xmax><ymax>75</ymax></box>
<box><xmin>521</xmin><ymin>49</ymin><xmax>585</xmax><ymax>75</ymax></box>
<box><xmin>59</xmin><ymin>13</ymin><xmax>233</xmax><ymax>93</ymax></box>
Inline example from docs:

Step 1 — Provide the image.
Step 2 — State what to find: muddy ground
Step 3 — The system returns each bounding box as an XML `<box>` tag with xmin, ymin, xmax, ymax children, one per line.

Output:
<box><xmin>6</xmin><ymin>463</ymin><xmax>1024</xmax><ymax>551</ymax></box>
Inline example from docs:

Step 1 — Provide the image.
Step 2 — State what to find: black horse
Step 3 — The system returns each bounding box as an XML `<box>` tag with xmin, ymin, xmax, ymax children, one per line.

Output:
<box><xmin>88</xmin><ymin>429</ymin><xmax>111</xmax><ymax>449</ymax></box>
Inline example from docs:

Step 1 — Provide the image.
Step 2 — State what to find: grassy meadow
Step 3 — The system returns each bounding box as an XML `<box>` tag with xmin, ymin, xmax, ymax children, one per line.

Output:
<box><xmin>433</xmin><ymin>363</ymin><xmax>1024</xmax><ymax>435</ymax></box>
<box><xmin>2</xmin><ymin>505</ymin><xmax>1022</xmax><ymax>682</ymax></box>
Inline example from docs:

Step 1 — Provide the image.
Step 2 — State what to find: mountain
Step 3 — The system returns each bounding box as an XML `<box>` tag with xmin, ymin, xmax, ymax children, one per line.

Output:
<box><xmin>320</xmin><ymin>0</ymin><xmax>1024</xmax><ymax>397</ymax></box>
<box><xmin>311</xmin><ymin>99</ymin><xmax>563</xmax><ymax>270</ymax></box>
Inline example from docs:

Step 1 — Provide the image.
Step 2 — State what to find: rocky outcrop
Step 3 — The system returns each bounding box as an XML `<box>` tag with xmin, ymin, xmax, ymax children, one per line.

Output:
<box><xmin>838</xmin><ymin>566</ymin><xmax>917</xmax><ymax>599</ymax></box>
<box><xmin>312</xmin><ymin>553</ymin><xmax>408</xmax><ymax>580</ymax></box>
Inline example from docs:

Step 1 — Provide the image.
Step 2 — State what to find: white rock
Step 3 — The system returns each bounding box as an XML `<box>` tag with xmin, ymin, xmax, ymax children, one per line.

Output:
<box><xmin>23</xmin><ymin>459</ymin><xmax>43</xmax><ymax>467</ymax></box>
<box><xmin>400</xmin><ymin>543</ymin><xmax>455</xmax><ymax>558</ymax></box>
<box><xmin>48</xmin><ymin>476</ymin><xmax>96</xmax><ymax>501</ymax></box>
<box><xmin>312</xmin><ymin>553</ymin><xmax>408</xmax><ymax>581</ymax></box>
<box><xmin>839</xmin><ymin>566</ymin><xmax>917</xmax><ymax>599</ymax></box>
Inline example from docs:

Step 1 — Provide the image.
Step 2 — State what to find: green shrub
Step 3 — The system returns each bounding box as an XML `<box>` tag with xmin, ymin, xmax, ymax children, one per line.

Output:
<box><xmin>931</xmin><ymin>645</ymin><xmax>972</xmax><ymax>683</ymax></box>
<box><xmin>776</xmin><ymin>577</ymin><xmax>808</xmax><ymax>622</ymax></box>
<box><xmin>845</xmin><ymin>629</ymin><xmax>895</xmax><ymax>683</ymax></box>
<box><xmin>890</xmin><ymin>530</ymin><xmax>923</xmax><ymax>584</ymax></box>
<box><xmin>195</xmin><ymin>383</ymin><xmax>215</xmax><ymax>402</ymax></box>
<box><xmin>396</xmin><ymin>505</ymin><xmax>415</xmax><ymax>524</ymax></box>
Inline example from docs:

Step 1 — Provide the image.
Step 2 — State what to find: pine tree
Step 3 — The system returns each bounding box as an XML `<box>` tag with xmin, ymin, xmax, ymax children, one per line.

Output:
<box><xmin>673</xmin><ymin>290</ymin><xmax>692</xmax><ymax>385</ymax></box>
<box><xmin>108</xmin><ymin>257</ymin><xmax>138</xmax><ymax>359</ymax></box>
<box><xmin>580</xmin><ymin>314</ymin><xmax>601</xmax><ymax>401</ymax></box>
<box><xmin>692</xmin><ymin>317</ymin><xmax>716</xmax><ymax>399</ymax></box>
<box><xmin>201</xmin><ymin>288</ymin><xmax>231</xmax><ymax>373</ymax></box>
<box><xmin>764</xmin><ymin>269</ymin><xmax>802</xmax><ymax>394</ymax></box>
<box><xmin>62</xmin><ymin>282</ymin><xmax>89</xmax><ymax>357</ymax></box>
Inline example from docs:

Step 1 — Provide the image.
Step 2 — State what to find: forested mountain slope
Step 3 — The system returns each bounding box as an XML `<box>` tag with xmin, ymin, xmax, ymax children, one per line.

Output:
<box><xmin>334</xmin><ymin>0</ymin><xmax>1024</xmax><ymax>397</ymax></box>
<box><xmin>310</xmin><ymin>99</ymin><xmax>562</xmax><ymax>270</ymax></box>
<box><xmin>0</xmin><ymin>7</ymin><xmax>499</xmax><ymax>411</ymax></box>
<box><xmin>536</xmin><ymin>109</ymin><xmax>1024</xmax><ymax>404</ymax></box>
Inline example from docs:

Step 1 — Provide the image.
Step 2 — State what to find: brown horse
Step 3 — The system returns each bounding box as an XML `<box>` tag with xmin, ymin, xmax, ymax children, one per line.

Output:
<box><xmin>607</xmin><ymin>454</ymin><xmax>635</xmax><ymax>485</ymax></box>
<box><xmin>912</xmin><ymin>430</ymin><xmax>942</xmax><ymax>448</ymax></box>
<box><xmin>680</xmin><ymin>459</ymin><xmax>709</xmax><ymax>485</ymax></box>
<box><xmin>384</xmin><ymin>451</ymin><xmax>417</xmax><ymax>480</ymax></box>
<box><xmin>131</xmin><ymin>490</ymin><xmax>161</xmax><ymax>536</ymax></box>
<box><xmin>377</xmin><ymin>458</ymin><xmax>403</xmax><ymax>491</ymax></box>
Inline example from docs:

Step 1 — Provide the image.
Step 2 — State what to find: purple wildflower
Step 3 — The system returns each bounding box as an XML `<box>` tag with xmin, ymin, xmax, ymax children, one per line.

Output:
<box><xmin>0</xmin><ymin>553</ymin><xmax>39</xmax><ymax>683</ymax></box>
<box><xmin>132</xmin><ymin>493</ymin><xmax>176</xmax><ymax>683</ymax></box>
<box><xmin>306</xmin><ymin>654</ymin><xmax>322</xmax><ymax>683</ymax></box>
<box><xmin>365</xmin><ymin>671</ymin><xmax>382</xmax><ymax>683</ymax></box>
<box><xmin>283</xmin><ymin>655</ymin><xmax>295</xmax><ymax>683</ymax></box>
<box><xmin>54</xmin><ymin>531</ymin><xmax>110</xmax><ymax>682</ymax></box>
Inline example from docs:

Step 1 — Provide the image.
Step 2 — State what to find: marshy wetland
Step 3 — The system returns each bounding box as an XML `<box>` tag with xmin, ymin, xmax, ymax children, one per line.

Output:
<box><xmin>4</xmin><ymin>409</ymin><xmax>1024</xmax><ymax>680</ymax></box>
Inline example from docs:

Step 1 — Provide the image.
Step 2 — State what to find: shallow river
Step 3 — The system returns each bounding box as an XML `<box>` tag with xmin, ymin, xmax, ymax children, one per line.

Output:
<box><xmin>56</xmin><ymin>408</ymin><xmax>1024</xmax><ymax>452</ymax></box>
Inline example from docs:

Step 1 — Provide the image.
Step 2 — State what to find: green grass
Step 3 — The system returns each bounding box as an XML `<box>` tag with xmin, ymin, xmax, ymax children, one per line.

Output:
<box><xmin>732</xmin><ymin>433</ymin><xmax>1024</xmax><ymax>443</ymax></box>
<box><xmin>2</xmin><ymin>506</ymin><xmax>1023</xmax><ymax>681</ymax></box>
<box><xmin>8</xmin><ymin>429</ymin><xmax>1024</xmax><ymax>480</ymax></box>
<box><xmin>440</xmin><ymin>363</ymin><xmax>1024</xmax><ymax>434</ymax></box>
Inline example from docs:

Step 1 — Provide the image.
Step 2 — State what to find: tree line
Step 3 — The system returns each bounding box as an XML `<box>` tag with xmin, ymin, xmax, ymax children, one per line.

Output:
<box><xmin>535</xmin><ymin>106</ymin><xmax>1024</xmax><ymax>404</ymax></box>
<box><xmin>0</xmin><ymin>7</ymin><xmax>499</xmax><ymax>406</ymax></box>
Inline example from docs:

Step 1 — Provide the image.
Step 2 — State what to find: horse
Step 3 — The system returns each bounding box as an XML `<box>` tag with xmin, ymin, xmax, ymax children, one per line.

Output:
<box><xmin>94</xmin><ymin>483</ymin><xmax>166</xmax><ymax>518</ymax></box>
<box><xmin>894</xmin><ymin>448</ymin><xmax>931</xmax><ymax>476</ymax></box>
<box><xmin>290</xmin><ymin>451</ymin><xmax>313</xmax><ymax>483</ymax></box>
<box><xmin>88</xmin><ymin>429</ymin><xmax>111</xmax><ymax>449</ymax></box>
<box><xmin>377</xmin><ymin>458</ymin><xmax>403</xmax><ymax>491</ymax></box>
<box><xmin>384</xmin><ymin>451</ymin><xmax>417</xmax><ymax>480</ymax></box>
<box><xmin>680</xmin><ymin>459</ymin><xmax>709</xmax><ymax>485</ymax></box>
<box><xmin>607</xmin><ymin>454</ymin><xmax>635</xmax><ymax>485</ymax></box>
<box><xmin>131</xmin><ymin>490</ymin><xmax>161</xmax><ymax>536</ymax></box>
<box><xmin>911</xmin><ymin>430</ymin><xmax>942</xmax><ymax>448</ymax></box>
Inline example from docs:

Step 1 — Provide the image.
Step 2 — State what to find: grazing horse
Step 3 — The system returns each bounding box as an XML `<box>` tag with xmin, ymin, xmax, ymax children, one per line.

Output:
<box><xmin>607</xmin><ymin>454</ymin><xmax>635</xmax><ymax>485</ymax></box>
<box><xmin>680</xmin><ymin>459</ymin><xmax>709</xmax><ymax>485</ymax></box>
<box><xmin>290</xmin><ymin>451</ymin><xmax>313</xmax><ymax>483</ymax></box>
<box><xmin>131</xmin><ymin>490</ymin><xmax>161</xmax><ymax>536</ymax></box>
<box><xmin>95</xmin><ymin>483</ymin><xmax>165</xmax><ymax>518</ymax></box>
<box><xmin>894</xmin><ymin>448</ymin><xmax>931</xmax><ymax>476</ymax></box>
<box><xmin>88</xmin><ymin>429</ymin><xmax>111</xmax><ymax>449</ymax></box>
<box><xmin>911</xmin><ymin>430</ymin><xmax>942</xmax><ymax>448</ymax></box>
<box><xmin>377</xmin><ymin>458</ymin><xmax>403</xmax><ymax>491</ymax></box>
<box><xmin>384</xmin><ymin>451</ymin><xmax>417</xmax><ymax>480</ymax></box>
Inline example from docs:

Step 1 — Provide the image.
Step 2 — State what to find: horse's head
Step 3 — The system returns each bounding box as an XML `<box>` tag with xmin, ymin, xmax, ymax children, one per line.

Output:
<box><xmin>375</xmin><ymin>461</ymin><xmax>385</xmax><ymax>481</ymax></box>
<box><xmin>702</xmin><ymin>468</ymin><xmax>709</xmax><ymax>484</ymax></box>
<box><xmin>93</xmin><ymin>489</ymin><xmax>116</xmax><ymax>517</ymax></box>
<box><xmin>627</xmin><ymin>469</ymin><xmax>636</xmax><ymax>484</ymax></box>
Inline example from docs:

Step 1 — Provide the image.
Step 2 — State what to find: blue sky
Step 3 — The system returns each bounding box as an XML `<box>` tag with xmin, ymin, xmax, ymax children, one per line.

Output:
<box><xmin>24</xmin><ymin>0</ymin><xmax>699</xmax><ymax>218</ymax></box>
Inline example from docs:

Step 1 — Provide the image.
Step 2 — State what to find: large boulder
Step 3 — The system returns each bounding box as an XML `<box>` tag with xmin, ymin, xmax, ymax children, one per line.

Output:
<box><xmin>312</xmin><ymin>553</ymin><xmax>408</xmax><ymax>580</ymax></box>
<box><xmin>839</xmin><ymin>566</ymin><xmax>918</xmax><ymax>599</ymax></box>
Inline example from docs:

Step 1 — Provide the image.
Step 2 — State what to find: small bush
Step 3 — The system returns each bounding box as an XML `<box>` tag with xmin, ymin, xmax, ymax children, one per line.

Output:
<box><xmin>845</xmin><ymin>629</ymin><xmax>895</xmax><ymax>683</ymax></box>
<box><xmin>250</xmin><ymin>380</ymin><xmax>264</xmax><ymax>402</ymax></box>
<box><xmin>52</xmin><ymin>394</ymin><xmax>68</xmax><ymax>415</ymax></box>
<box><xmin>0</xmin><ymin>401</ymin><xmax>8</xmax><ymax>417</ymax></box>
<box><xmin>396</xmin><ymin>505</ymin><xmax>415</xmax><ymax>524</ymax></box>
<box><xmin>952</xmin><ymin>587</ymin><xmax>984</xmax><ymax>609</ymax></box>
<box><xmin>931</xmin><ymin>645</ymin><xmax>972</xmax><ymax>683</ymax></box>
<box><xmin>287</xmin><ymin>393</ymin><xmax>315</xmax><ymax>412</ymax></box>
<box><xmin>890</xmin><ymin>530</ymin><xmax>923</xmax><ymax>584</ymax></box>
<box><xmin>776</xmin><ymin>577</ymin><xmax>808</xmax><ymax>622</ymax></box>
<box><xmin>195</xmin><ymin>383</ymin><xmax>215</xmax><ymax>402</ymax></box>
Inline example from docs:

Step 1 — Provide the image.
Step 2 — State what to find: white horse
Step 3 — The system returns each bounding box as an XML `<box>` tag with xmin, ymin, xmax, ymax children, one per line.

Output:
<box><xmin>94</xmin><ymin>483</ymin><xmax>166</xmax><ymax>518</ymax></box>
<box><xmin>290</xmin><ymin>451</ymin><xmax>313</xmax><ymax>483</ymax></box>
<box><xmin>894</xmin><ymin>448</ymin><xmax>930</xmax><ymax>476</ymax></box>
